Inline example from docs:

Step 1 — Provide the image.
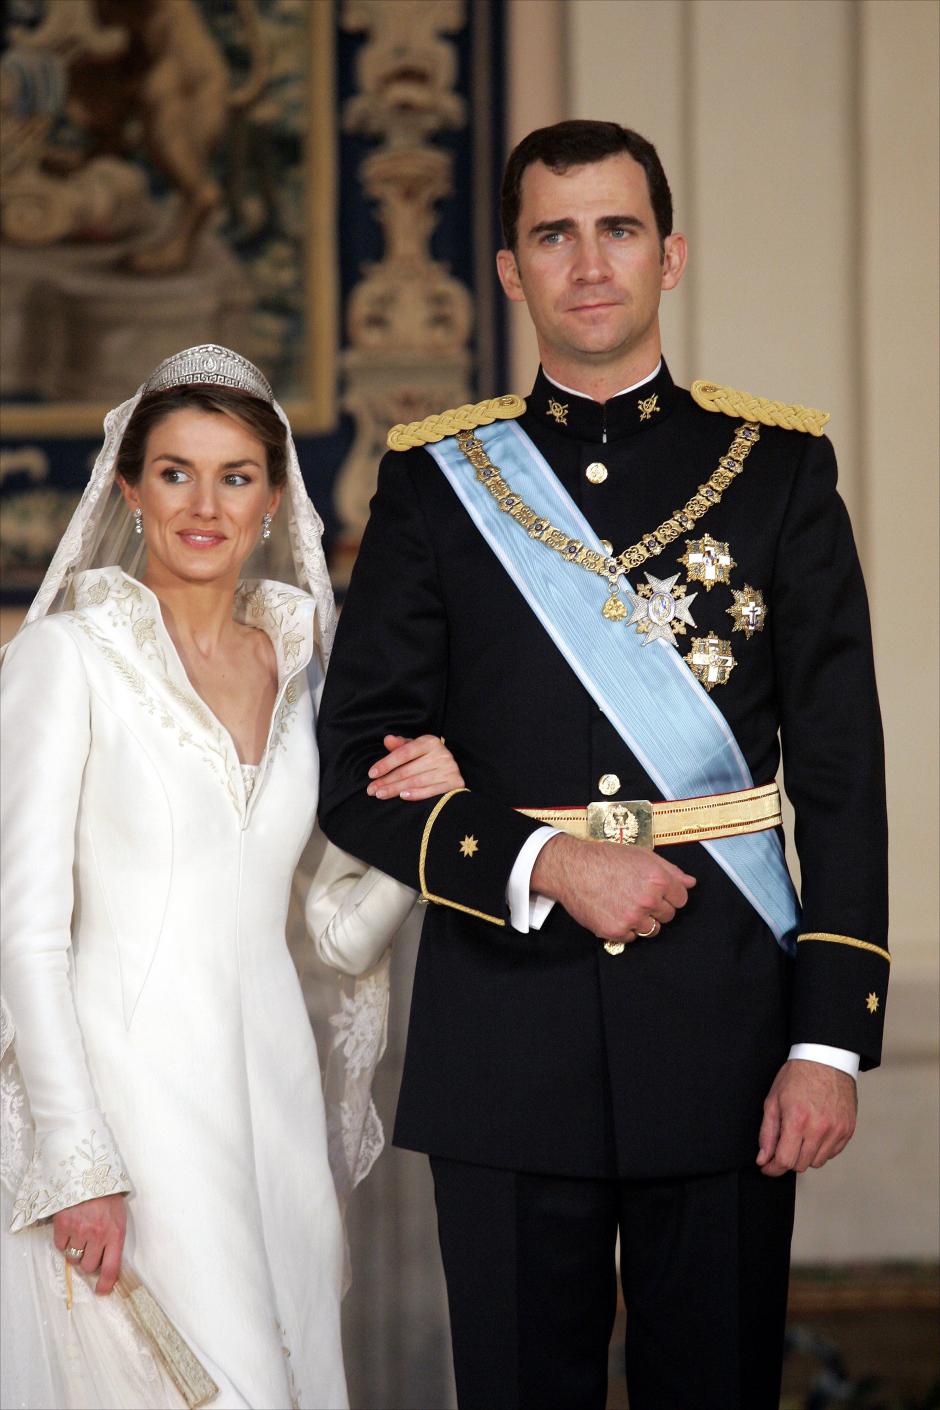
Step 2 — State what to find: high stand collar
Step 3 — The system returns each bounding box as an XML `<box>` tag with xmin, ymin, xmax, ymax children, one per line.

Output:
<box><xmin>527</xmin><ymin>360</ymin><xmax>677</xmax><ymax>444</ymax></box>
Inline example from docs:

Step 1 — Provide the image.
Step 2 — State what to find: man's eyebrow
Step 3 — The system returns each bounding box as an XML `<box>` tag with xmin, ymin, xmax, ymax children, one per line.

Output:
<box><xmin>597</xmin><ymin>214</ymin><xmax>644</xmax><ymax>230</ymax></box>
<box><xmin>528</xmin><ymin>218</ymin><xmax>577</xmax><ymax>238</ymax></box>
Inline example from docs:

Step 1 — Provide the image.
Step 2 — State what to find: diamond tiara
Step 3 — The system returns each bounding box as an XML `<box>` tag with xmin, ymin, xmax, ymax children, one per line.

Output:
<box><xmin>143</xmin><ymin>345</ymin><xmax>274</xmax><ymax>403</ymax></box>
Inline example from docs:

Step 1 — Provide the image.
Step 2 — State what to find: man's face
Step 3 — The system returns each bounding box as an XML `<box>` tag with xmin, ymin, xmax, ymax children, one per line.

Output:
<box><xmin>496</xmin><ymin>153</ymin><xmax>686</xmax><ymax>376</ymax></box>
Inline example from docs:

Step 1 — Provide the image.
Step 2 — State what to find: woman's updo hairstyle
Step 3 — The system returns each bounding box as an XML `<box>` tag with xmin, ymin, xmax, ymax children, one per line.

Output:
<box><xmin>116</xmin><ymin>386</ymin><xmax>288</xmax><ymax>488</ymax></box>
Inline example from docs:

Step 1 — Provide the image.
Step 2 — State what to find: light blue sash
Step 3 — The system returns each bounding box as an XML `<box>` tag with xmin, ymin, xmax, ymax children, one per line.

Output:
<box><xmin>427</xmin><ymin>419</ymin><xmax>800</xmax><ymax>953</ymax></box>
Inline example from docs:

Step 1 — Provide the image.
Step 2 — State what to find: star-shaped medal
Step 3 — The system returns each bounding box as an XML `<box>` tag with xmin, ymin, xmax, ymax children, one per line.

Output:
<box><xmin>679</xmin><ymin>534</ymin><xmax>735</xmax><ymax>590</ymax></box>
<box><xmin>626</xmin><ymin>573</ymin><xmax>697</xmax><ymax>646</ymax></box>
<box><xmin>685</xmin><ymin>635</ymin><xmax>736</xmax><ymax>691</ymax></box>
<box><xmin>727</xmin><ymin>584</ymin><xmax>767</xmax><ymax>638</ymax></box>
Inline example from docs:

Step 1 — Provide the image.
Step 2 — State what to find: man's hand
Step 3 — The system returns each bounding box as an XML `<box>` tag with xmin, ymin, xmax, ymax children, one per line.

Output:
<box><xmin>757</xmin><ymin>1059</ymin><xmax>857</xmax><ymax>1176</ymax></box>
<box><xmin>530</xmin><ymin>833</ymin><xmax>696</xmax><ymax>942</ymax></box>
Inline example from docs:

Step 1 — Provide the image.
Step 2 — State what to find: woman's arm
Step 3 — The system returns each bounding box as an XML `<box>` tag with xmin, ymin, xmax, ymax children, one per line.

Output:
<box><xmin>1</xmin><ymin>621</ymin><xmax>131</xmax><ymax>1266</ymax></box>
<box><xmin>307</xmin><ymin>733</ymin><xmax>464</xmax><ymax>975</ymax></box>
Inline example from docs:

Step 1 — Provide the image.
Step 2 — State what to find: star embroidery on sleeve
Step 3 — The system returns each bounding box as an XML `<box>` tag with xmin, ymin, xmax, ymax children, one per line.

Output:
<box><xmin>459</xmin><ymin>835</ymin><xmax>479</xmax><ymax>858</ymax></box>
<box><xmin>866</xmin><ymin>992</ymin><xmax>880</xmax><ymax>1014</ymax></box>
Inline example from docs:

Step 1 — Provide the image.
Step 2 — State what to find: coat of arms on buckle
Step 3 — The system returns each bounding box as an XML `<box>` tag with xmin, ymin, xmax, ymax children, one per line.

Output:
<box><xmin>587</xmin><ymin>800</ymin><xmax>654</xmax><ymax>848</ymax></box>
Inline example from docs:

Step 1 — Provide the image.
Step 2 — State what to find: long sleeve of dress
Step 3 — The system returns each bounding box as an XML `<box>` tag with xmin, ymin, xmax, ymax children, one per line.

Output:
<box><xmin>304</xmin><ymin>828</ymin><xmax>417</xmax><ymax>977</ymax></box>
<box><xmin>1</xmin><ymin>620</ymin><xmax>131</xmax><ymax>1231</ymax></box>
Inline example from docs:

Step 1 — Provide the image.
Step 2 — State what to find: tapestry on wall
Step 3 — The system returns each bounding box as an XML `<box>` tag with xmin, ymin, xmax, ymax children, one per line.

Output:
<box><xmin>0</xmin><ymin>0</ymin><xmax>505</xmax><ymax>602</ymax></box>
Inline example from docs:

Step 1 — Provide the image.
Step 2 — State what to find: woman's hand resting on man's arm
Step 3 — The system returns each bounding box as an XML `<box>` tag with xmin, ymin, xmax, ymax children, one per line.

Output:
<box><xmin>52</xmin><ymin>1192</ymin><xmax>127</xmax><ymax>1294</ymax></box>
<box><xmin>365</xmin><ymin>734</ymin><xmax>464</xmax><ymax>801</ymax></box>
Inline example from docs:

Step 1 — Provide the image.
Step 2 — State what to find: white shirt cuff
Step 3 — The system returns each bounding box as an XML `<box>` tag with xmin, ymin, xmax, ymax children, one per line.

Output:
<box><xmin>506</xmin><ymin>827</ymin><xmax>560</xmax><ymax>933</ymax></box>
<box><xmin>788</xmin><ymin>1043</ymin><xmax>860</xmax><ymax>1079</ymax></box>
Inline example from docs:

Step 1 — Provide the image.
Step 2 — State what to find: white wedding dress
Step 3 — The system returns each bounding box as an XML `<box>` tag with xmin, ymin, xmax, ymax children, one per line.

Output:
<box><xmin>0</xmin><ymin>566</ymin><xmax>411</xmax><ymax>1410</ymax></box>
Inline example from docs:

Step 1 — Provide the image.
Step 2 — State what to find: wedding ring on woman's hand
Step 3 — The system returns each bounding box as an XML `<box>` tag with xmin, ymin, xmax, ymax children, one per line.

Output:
<box><xmin>637</xmin><ymin>920</ymin><xmax>660</xmax><ymax>938</ymax></box>
<box><xmin>64</xmin><ymin>1245</ymin><xmax>85</xmax><ymax>1260</ymax></box>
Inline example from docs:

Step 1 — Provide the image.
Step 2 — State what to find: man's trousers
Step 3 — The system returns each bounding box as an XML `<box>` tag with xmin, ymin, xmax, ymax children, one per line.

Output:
<box><xmin>431</xmin><ymin>1156</ymin><xmax>796</xmax><ymax>1410</ymax></box>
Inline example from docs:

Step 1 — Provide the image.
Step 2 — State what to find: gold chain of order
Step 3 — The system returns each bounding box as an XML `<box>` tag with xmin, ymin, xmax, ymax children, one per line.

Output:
<box><xmin>454</xmin><ymin>421</ymin><xmax>761</xmax><ymax>589</ymax></box>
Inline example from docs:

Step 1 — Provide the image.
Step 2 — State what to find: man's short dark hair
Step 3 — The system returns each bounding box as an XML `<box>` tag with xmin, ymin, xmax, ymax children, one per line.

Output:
<box><xmin>500</xmin><ymin>120</ymin><xmax>673</xmax><ymax>254</ymax></box>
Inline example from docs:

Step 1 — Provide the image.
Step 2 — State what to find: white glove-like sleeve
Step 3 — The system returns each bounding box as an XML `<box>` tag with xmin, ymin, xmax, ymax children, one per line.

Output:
<box><xmin>305</xmin><ymin>828</ymin><xmax>417</xmax><ymax>976</ymax></box>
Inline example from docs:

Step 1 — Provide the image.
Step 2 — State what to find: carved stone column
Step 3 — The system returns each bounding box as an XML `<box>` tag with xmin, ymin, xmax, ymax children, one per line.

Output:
<box><xmin>332</xmin><ymin>0</ymin><xmax>472</xmax><ymax>583</ymax></box>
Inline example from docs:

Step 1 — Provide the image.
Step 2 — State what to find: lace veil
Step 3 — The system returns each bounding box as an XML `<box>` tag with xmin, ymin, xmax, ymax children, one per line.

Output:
<box><xmin>1</xmin><ymin>346</ymin><xmax>388</xmax><ymax>1305</ymax></box>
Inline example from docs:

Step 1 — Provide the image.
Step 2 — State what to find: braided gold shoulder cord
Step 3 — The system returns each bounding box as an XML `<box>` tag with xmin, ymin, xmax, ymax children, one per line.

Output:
<box><xmin>454</xmin><ymin>422</ymin><xmax>761</xmax><ymax>615</ymax></box>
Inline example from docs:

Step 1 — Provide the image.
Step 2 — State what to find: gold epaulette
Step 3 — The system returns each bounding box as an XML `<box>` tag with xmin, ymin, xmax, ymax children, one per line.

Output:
<box><xmin>691</xmin><ymin>379</ymin><xmax>830</xmax><ymax>437</ymax></box>
<box><xmin>387</xmin><ymin>394</ymin><xmax>526</xmax><ymax>451</ymax></box>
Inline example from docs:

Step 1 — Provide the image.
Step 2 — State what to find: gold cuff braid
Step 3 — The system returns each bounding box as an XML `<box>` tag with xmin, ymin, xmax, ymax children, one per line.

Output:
<box><xmin>797</xmin><ymin>932</ymin><xmax>890</xmax><ymax>963</ymax></box>
<box><xmin>387</xmin><ymin>395</ymin><xmax>526</xmax><ymax>451</ymax></box>
<box><xmin>692</xmin><ymin>380</ymin><xmax>830</xmax><ymax>437</ymax></box>
<box><xmin>417</xmin><ymin>787</ymin><xmax>506</xmax><ymax>926</ymax></box>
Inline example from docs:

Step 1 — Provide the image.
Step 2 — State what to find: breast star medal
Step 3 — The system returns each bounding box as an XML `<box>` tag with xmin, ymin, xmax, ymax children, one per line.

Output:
<box><xmin>679</xmin><ymin>534</ymin><xmax>735</xmax><ymax>590</ymax></box>
<box><xmin>726</xmin><ymin>584</ymin><xmax>767</xmax><ymax>637</ymax></box>
<box><xmin>626</xmin><ymin>573</ymin><xmax>697</xmax><ymax>645</ymax></box>
<box><xmin>685</xmin><ymin>635</ymin><xmax>736</xmax><ymax>690</ymax></box>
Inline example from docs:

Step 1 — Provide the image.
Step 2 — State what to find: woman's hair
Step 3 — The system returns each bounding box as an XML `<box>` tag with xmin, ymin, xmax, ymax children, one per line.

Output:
<box><xmin>115</xmin><ymin>386</ymin><xmax>288</xmax><ymax>488</ymax></box>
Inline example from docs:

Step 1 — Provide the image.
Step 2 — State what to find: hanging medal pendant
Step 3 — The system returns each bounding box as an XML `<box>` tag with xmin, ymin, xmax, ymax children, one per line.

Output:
<box><xmin>602</xmin><ymin>586</ymin><xmax>627</xmax><ymax>621</ymax></box>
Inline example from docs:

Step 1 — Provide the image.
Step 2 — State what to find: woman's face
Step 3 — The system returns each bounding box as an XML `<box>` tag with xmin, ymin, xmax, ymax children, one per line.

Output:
<box><xmin>119</xmin><ymin>408</ymin><xmax>283</xmax><ymax>588</ymax></box>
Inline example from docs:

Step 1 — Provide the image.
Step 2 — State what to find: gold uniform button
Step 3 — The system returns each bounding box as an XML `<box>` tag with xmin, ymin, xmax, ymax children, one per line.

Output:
<box><xmin>585</xmin><ymin>461</ymin><xmax>608</xmax><ymax>484</ymax></box>
<box><xmin>598</xmin><ymin>773</ymin><xmax>620</xmax><ymax>796</ymax></box>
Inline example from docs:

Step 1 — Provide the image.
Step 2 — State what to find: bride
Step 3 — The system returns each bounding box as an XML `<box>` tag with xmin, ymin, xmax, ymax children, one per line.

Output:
<box><xmin>0</xmin><ymin>345</ymin><xmax>460</xmax><ymax>1409</ymax></box>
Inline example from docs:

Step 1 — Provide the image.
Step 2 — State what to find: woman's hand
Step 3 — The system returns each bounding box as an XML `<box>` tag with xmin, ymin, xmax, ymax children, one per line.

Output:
<box><xmin>53</xmin><ymin>1193</ymin><xmax>127</xmax><ymax>1295</ymax></box>
<box><xmin>366</xmin><ymin>733</ymin><xmax>464</xmax><ymax>802</ymax></box>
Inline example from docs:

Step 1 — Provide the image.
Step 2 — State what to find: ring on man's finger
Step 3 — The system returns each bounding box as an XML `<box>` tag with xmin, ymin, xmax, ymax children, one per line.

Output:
<box><xmin>65</xmin><ymin>1245</ymin><xmax>86</xmax><ymax>1260</ymax></box>
<box><xmin>637</xmin><ymin>920</ymin><xmax>660</xmax><ymax>937</ymax></box>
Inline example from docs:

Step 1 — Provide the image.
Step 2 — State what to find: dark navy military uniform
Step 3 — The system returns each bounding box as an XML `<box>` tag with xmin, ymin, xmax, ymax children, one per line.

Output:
<box><xmin>318</xmin><ymin>361</ymin><xmax>888</xmax><ymax>1409</ymax></box>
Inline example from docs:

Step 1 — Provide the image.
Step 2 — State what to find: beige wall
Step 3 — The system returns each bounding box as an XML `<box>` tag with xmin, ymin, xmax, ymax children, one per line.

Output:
<box><xmin>508</xmin><ymin>0</ymin><xmax>939</xmax><ymax>1259</ymax></box>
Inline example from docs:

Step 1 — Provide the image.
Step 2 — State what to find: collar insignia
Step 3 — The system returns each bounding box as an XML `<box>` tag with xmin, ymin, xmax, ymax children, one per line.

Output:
<box><xmin>637</xmin><ymin>392</ymin><xmax>660</xmax><ymax>421</ymax></box>
<box><xmin>546</xmin><ymin>398</ymin><xmax>569</xmax><ymax>426</ymax></box>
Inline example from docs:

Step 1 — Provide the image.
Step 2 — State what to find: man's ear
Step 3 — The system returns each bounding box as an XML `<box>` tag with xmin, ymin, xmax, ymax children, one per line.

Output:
<box><xmin>661</xmin><ymin>233</ymin><xmax>688</xmax><ymax>292</ymax></box>
<box><xmin>496</xmin><ymin>248</ymin><xmax>526</xmax><ymax>304</ymax></box>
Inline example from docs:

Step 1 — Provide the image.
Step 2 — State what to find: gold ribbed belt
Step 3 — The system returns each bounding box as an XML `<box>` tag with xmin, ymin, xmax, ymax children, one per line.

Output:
<box><xmin>517</xmin><ymin>782</ymin><xmax>782</xmax><ymax>849</ymax></box>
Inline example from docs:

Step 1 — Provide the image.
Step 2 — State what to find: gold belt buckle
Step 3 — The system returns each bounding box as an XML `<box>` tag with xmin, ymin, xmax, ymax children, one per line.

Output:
<box><xmin>587</xmin><ymin>799</ymin><xmax>654</xmax><ymax>849</ymax></box>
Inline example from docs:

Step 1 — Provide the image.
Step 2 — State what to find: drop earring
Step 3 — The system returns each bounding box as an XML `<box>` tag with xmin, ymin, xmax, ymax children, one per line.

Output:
<box><xmin>261</xmin><ymin>513</ymin><xmax>272</xmax><ymax>541</ymax></box>
<box><xmin>133</xmin><ymin>507</ymin><xmax>143</xmax><ymax>535</ymax></box>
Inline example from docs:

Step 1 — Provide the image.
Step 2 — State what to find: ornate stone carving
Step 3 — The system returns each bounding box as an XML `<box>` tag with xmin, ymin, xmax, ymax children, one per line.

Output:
<box><xmin>334</xmin><ymin>0</ymin><xmax>473</xmax><ymax>578</ymax></box>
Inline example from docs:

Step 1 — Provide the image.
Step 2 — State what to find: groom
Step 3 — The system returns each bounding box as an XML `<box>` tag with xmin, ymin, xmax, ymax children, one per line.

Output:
<box><xmin>317</xmin><ymin>120</ymin><xmax>888</xmax><ymax>1409</ymax></box>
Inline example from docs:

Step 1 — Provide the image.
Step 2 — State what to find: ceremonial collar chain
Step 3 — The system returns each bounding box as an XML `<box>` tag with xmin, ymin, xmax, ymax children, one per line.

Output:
<box><xmin>454</xmin><ymin>420</ymin><xmax>761</xmax><ymax>618</ymax></box>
